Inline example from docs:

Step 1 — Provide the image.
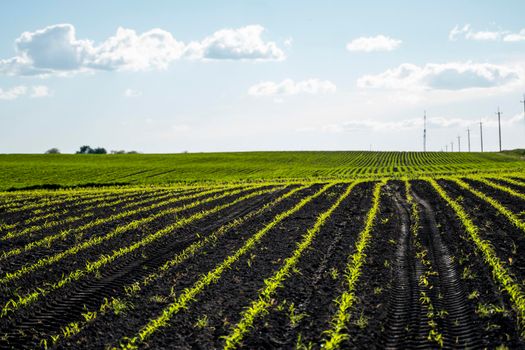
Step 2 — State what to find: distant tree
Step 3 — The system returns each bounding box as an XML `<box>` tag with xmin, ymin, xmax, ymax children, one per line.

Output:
<box><xmin>91</xmin><ymin>147</ymin><xmax>107</xmax><ymax>154</ymax></box>
<box><xmin>111</xmin><ymin>150</ymin><xmax>126</xmax><ymax>154</ymax></box>
<box><xmin>76</xmin><ymin>145</ymin><xmax>93</xmax><ymax>154</ymax></box>
<box><xmin>76</xmin><ymin>145</ymin><xmax>107</xmax><ymax>154</ymax></box>
<box><xmin>45</xmin><ymin>148</ymin><xmax>60</xmax><ymax>154</ymax></box>
<box><xmin>127</xmin><ymin>151</ymin><xmax>139</xmax><ymax>154</ymax></box>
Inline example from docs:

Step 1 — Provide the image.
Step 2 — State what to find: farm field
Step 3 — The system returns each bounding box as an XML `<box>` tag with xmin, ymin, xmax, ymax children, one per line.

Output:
<box><xmin>0</xmin><ymin>152</ymin><xmax>524</xmax><ymax>349</ymax></box>
<box><xmin>0</xmin><ymin>151</ymin><xmax>524</xmax><ymax>190</ymax></box>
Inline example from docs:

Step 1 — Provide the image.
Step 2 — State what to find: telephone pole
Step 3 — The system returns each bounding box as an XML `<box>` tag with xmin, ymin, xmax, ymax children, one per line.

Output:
<box><xmin>521</xmin><ymin>94</ymin><xmax>525</xmax><ymax>144</ymax></box>
<box><xmin>467</xmin><ymin>128</ymin><xmax>471</xmax><ymax>152</ymax></box>
<box><xmin>445</xmin><ymin>145</ymin><xmax>448</xmax><ymax>152</ymax></box>
<box><xmin>423</xmin><ymin>111</ymin><xmax>427</xmax><ymax>152</ymax></box>
<box><xmin>497</xmin><ymin>107</ymin><xmax>502</xmax><ymax>152</ymax></box>
<box><xmin>451</xmin><ymin>141</ymin><xmax>453</xmax><ymax>152</ymax></box>
<box><xmin>480</xmin><ymin>121</ymin><xmax>484</xmax><ymax>152</ymax></box>
<box><xmin>457</xmin><ymin>135</ymin><xmax>461</xmax><ymax>152</ymax></box>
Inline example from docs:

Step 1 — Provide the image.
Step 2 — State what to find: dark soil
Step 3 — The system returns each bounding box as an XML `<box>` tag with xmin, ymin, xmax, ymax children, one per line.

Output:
<box><xmin>66</xmin><ymin>183</ymin><xmax>342</xmax><ymax>349</ymax></box>
<box><xmin>412</xmin><ymin>180</ymin><xmax>524</xmax><ymax>348</ymax></box>
<box><xmin>0</xmin><ymin>185</ymin><xmax>284</xmax><ymax>349</ymax></box>
<box><xmin>1</xmin><ymin>180</ymin><xmax>525</xmax><ymax>349</ymax></box>
<box><xmin>438</xmin><ymin>179</ymin><xmax>525</xmax><ymax>284</ymax></box>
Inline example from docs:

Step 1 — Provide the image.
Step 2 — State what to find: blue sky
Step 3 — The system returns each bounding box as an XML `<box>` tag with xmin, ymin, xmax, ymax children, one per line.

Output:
<box><xmin>1</xmin><ymin>0</ymin><xmax>524</xmax><ymax>153</ymax></box>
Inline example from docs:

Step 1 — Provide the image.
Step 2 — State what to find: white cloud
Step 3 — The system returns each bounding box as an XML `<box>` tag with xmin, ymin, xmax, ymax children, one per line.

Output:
<box><xmin>124</xmin><ymin>88</ymin><xmax>142</xmax><ymax>97</ymax></box>
<box><xmin>0</xmin><ymin>86</ymin><xmax>27</xmax><ymax>100</ymax></box>
<box><xmin>346</xmin><ymin>35</ymin><xmax>401</xmax><ymax>52</ymax></box>
<box><xmin>30</xmin><ymin>85</ymin><xmax>52</xmax><ymax>98</ymax></box>
<box><xmin>504</xmin><ymin>29</ymin><xmax>525</xmax><ymax>42</ymax></box>
<box><xmin>184</xmin><ymin>25</ymin><xmax>284</xmax><ymax>61</ymax></box>
<box><xmin>449</xmin><ymin>24</ymin><xmax>504</xmax><ymax>41</ymax></box>
<box><xmin>449</xmin><ymin>24</ymin><xmax>525</xmax><ymax>42</ymax></box>
<box><xmin>357</xmin><ymin>62</ymin><xmax>522</xmax><ymax>91</ymax></box>
<box><xmin>0</xmin><ymin>85</ymin><xmax>52</xmax><ymax>100</ymax></box>
<box><xmin>248</xmin><ymin>78</ymin><xmax>336</xmax><ymax>97</ymax></box>
<box><xmin>88</xmin><ymin>27</ymin><xmax>185</xmax><ymax>71</ymax></box>
<box><xmin>0</xmin><ymin>24</ymin><xmax>285</xmax><ymax>76</ymax></box>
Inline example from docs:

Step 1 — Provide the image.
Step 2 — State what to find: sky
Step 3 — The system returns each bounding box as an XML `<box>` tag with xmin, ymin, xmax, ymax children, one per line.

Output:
<box><xmin>1</xmin><ymin>0</ymin><xmax>525</xmax><ymax>153</ymax></box>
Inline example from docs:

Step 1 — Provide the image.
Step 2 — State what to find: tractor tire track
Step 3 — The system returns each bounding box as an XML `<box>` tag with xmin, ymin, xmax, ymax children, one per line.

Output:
<box><xmin>383</xmin><ymin>190</ymin><xmax>481</xmax><ymax>349</ymax></box>
<box><xmin>382</xmin><ymin>194</ymin><xmax>430</xmax><ymax>349</ymax></box>
<box><xmin>412</xmin><ymin>191</ymin><xmax>481</xmax><ymax>349</ymax></box>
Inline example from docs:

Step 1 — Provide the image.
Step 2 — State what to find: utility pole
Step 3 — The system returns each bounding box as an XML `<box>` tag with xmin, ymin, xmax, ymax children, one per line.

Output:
<box><xmin>497</xmin><ymin>107</ymin><xmax>502</xmax><ymax>152</ymax></box>
<box><xmin>451</xmin><ymin>141</ymin><xmax>454</xmax><ymax>152</ymax></box>
<box><xmin>521</xmin><ymin>94</ymin><xmax>525</xmax><ymax>144</ymax></box>
<box><xmin>467</xmin><ymin>128</ymin><xmax>471</xmax><ymax>152</ymax></box>
<box><xmin>423</xmin><ymin>110</ymin><xmax>427</xmax><ymax>152</ymax></box>
<box><xmin>480</xmin><ymin>121</ymin><xmax>484</xmax><ymax>152</ymax></box>
<box><xmin>445</xmin><ymin>145</ymin><xmax>448</xmax><ymax>152</ymax></box>
<box><xmin>457</xmin><ymin>135</ymin><xmax>461</xmax><ymax>152</ymax></box>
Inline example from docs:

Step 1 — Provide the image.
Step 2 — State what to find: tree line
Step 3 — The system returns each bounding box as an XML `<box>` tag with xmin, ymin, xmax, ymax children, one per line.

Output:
<box><xmin>45</xmin><ymin>146</ymin><xmax>139</xmax><ymax>154</ymax></box>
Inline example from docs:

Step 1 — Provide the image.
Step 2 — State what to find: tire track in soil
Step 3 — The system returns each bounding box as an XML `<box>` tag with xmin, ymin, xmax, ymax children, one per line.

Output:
<box><xmin>382</xmin><ymin>187</ymin><xmax>480</xmax><ymax>349</ymax></box>
<box><xmin>412</xmin><ymin>191</ymin><xmax>480</xmax><ymax>348</ymax></box>
<box><xmin>0</xmin><ymin>188</ymin><xmax>285</xmax><ymax>350</ymax></box>
<box><xmin>413</xmin><ymin>180</ymin><xmax>524</xmax><ymax>348</ymax></box>
<box><xmin>382</xmin><ymin>193</ymin><xmax>430</xmax><ymax>349</ymax></box>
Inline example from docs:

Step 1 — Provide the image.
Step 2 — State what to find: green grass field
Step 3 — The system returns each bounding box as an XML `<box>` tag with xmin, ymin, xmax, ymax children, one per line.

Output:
<box><xmin>1</xmin><ymin>151</ymin><xmax>524</xmax><ymax>190</ymax></box>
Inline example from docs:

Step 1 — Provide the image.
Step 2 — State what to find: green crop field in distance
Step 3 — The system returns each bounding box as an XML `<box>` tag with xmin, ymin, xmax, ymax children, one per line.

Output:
<box><xmin>0</xmin><ymin>151</ymin><xmax>524</xmax><ymax>191</ymax></box>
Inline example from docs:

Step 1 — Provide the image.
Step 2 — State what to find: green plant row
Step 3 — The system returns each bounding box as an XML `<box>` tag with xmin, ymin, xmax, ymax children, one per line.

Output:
<box><xmin>494</xmin><ymin>176</ymin><xmax>525</xmax><ymax>190</ymax></box>
<box><xmin>0</xmin><ymin>189</ymin><xmax>112</xmax><ymax>211</ymax></box>
<box><xmin>1</xmin><ymin>185</ymin><xmax>229</xmax><ymax>242</ymax></box>
<box><xmin>0</xmin><ymin>188</ymin><xmax>180</xmax><ymax>240</ymax></box>
<box><xmin>0</xmin><ymin>186</ymin><xmax>188</xmax><ymax>230</ymax></box>
<box><xmin>0</xmin><ymin>187</ymin><xmax>150</xmax><ymax>214</ymax></box>
<box><xmin>36</xmin><ymin>184</ymin><xmax>310</xmax><ymax>349</ymax></box>
<box><xmin>427</xmin><ymin>178</ymin><xmax>525</xmax><ymax>337</ymax></box>
<box><xmin>322</xmin><ymin>180</ymin><xmax>385</xmax><ymax>349</ymax></box>
<box><xmin>448</xmin><ymin>178</ymin><xmax>525</xmax><ymax>233</ymax></box>
<box><xmin>0</xmin><ymin>185</ymin><xmax>278</xmax><ymax>287</ymax></box>
<box><xmin>0</xmin><ymin>184</ymin><xmax>275</xmax><ymax>318</ymax></box>
<box><xmin>114</xmin><ymin>182</ymin><xmax>337</xmax><ymax>349</ymax></box>
<box><xmin>471</xmin><ymin>177</ymin><xmax>525</xmax><ymax>201</ymax></box>
<box><xmin>223</xmin><ymin>181</ymin><xmax>360</xmax><ymax>349</ymax></box>
<box><xmin>0</xmin><ymin>186</ymin><xmax>241</xmax><ymax>260</ymax></box>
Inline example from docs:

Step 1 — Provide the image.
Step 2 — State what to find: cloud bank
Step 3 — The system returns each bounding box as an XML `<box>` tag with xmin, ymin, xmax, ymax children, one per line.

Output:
<box><xmin>357</xmin><ymin>62</ymin><xmax>522</xmax><ymax>91</ymax></box>
<box><xmin>0</xmin><ymin>85</ymin><xmax>51</xmax><ymax>100</ymax></box>
<box><xmin>0</xmin><ymin>24</ymin><xmax>285</xmax><ymax>76</ymax></box>
<box><xmin>248</xmin><ymin>79</ymin><xmax>336</xmax><ymax>97</ymax></box>
<box><xmin>346</xmin><ymin>35</ymin><xmax>401</xmax><ymax>52</ymax></box>
<box><xmin>302</xmin><ymin>114</ymin><xmax>523</xmax><ymax>134</ymax></box>
<box><xmin>449</xmin><ymin>24</ymin><xmax>525</xmax><ymax>42</ymax></box>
